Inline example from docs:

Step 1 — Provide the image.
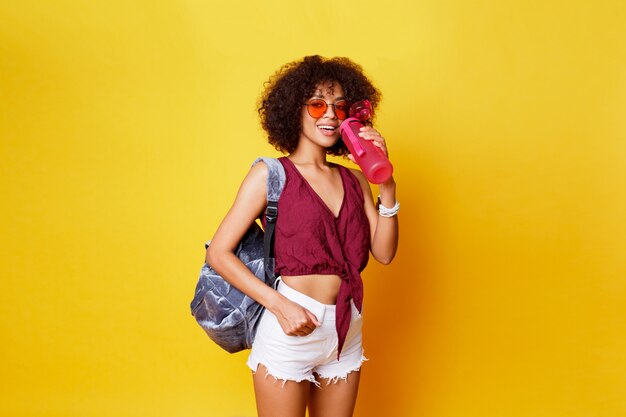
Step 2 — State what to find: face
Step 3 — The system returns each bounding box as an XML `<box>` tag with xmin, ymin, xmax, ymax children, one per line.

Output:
<box><xmin>299</xmin><ymin>81</ymin><xmax>348</xmax><ymax>150</ymax></box>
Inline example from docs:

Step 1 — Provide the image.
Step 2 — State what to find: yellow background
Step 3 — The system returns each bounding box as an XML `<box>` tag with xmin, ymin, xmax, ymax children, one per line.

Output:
<box><xmin>1</xmin><ymin>1</ymin><xmax>625</xmax><ymax>416</ymax></box>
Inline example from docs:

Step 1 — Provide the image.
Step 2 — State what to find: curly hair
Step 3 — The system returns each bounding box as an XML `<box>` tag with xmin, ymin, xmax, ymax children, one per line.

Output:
<box><xmin>258</xmin><ymin>55</ymin><xmax>382</xmax><ymax>156</ymax></box>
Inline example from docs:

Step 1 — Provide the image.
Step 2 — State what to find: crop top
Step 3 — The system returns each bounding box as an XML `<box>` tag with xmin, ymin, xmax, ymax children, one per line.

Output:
<box><xmin>263</xmin><ymin>156</ymin><xmax>370</xmax><ymax>357</ymax></box>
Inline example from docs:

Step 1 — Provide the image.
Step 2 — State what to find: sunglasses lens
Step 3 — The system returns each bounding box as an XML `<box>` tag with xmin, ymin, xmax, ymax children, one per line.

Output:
<box><xmin>307</xmin><ymin>99</ymin><xmax>327</xmax><ymax>118</ymax></box>
<box><xmin>306</xmin><ymin>99</ymin><xmax>350</xmax><ymax>119</ymax></box>
<box><xmin>334</xmin><ymin>101</ymin><xmax>349</xmax><ymax>119</ymax></box>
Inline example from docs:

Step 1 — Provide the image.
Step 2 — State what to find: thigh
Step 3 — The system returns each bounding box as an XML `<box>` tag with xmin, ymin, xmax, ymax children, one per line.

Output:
<box><xmin>308</xmin><ymin>370</ymin><xmax>361</xmax><ymax>417</ymax></box>
<box><xmin>253</xmin><ymin>363</ymin><xmax>310</xmax><ymax>417</ymax></box>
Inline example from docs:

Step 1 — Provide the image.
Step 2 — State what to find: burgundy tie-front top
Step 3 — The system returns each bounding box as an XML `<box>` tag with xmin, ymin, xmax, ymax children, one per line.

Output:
<box><xmin>263</xmin><ymin>157</ymin><xmax>371</xmax><ymax>357</ymax></box>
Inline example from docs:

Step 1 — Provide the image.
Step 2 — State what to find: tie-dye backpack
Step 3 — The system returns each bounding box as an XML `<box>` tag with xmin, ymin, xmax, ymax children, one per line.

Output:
<box><xmin>190</xmin><ymin>157</ymin><xmax>285</xmax><ymax>353</ymax></box>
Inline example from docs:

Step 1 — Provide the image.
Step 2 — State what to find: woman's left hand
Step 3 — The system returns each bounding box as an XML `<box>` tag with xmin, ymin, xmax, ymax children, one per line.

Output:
<box><xmin>347</xmin><ymin>126</ymin><xmax>389</xmax><ymax>164</ymax></box>
<box><xmin>361</xmin><ymin>126</ymin><xmax>388</xmax><ymax>155</ymax></box>
<box><xmin>347</xmin><ymin>126</ymin><xmax>395</xmax><ymax>188</ymax></box>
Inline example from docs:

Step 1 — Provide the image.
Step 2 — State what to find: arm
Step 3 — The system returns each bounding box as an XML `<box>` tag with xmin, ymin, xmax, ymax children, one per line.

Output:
<box><xmin>350</xmin><ymin>126</ymin><xmax>399</xmax><ymax>264</ymax></box>
<box><xmin>352</xmin><ymin>170</ymin><xmax>399</xmax><ymax>264</ymax></box>
<box><xmin>206</xmin><ymin>162</ymin><xmax>320</xmax><ymax>335</ymax></box>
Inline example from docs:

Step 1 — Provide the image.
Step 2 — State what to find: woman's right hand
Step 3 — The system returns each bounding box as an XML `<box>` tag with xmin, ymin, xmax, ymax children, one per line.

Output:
<box><xmin>271</xmin><ymin>297</ymin><xmax>321</xmax><ymax>337</ymax></box>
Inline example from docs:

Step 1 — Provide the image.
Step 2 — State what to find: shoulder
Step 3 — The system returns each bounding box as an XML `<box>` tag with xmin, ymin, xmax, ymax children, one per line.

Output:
<box><xmin>345</xmin><ymin>167</ymin><xmax>373</xmax><ymax>200</ymax></box>
<box><xmin>246</xmin><ymin>159</ymin><xmax>270</xmax><ymax>184</ymax></box>
<box><xmin>231</xmin><ymin>160</ymin><xmax>268</xmax><ymax>203</ymax></box>
<box><xmin>347</xmin><ymin>167</ymin><xmax>369</xmax><ymax>188</ymax></box>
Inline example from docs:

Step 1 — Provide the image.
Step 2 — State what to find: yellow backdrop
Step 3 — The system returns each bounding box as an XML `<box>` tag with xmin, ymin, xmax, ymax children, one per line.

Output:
<box><xmin>1</xmin><ymin>1</ymin><xmax>625</xmax><ymax>416</ymax></box>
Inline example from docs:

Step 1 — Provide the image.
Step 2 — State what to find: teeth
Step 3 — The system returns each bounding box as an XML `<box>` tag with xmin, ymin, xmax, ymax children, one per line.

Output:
<box><xmin>318</xmin><ymin>126</ymin><xmax>336</xmax><ymax>130</ymax></box>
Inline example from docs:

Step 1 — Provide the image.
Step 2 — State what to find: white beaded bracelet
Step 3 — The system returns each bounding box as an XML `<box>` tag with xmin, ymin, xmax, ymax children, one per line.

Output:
<box><xmin>377</xmin><ymin>195</ymin><xmax>400</xmax><ymax>217</ymax></box>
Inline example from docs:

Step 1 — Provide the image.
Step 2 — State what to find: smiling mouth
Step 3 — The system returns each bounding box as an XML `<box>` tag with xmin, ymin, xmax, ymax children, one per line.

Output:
<box><xmin>317</xmin><ymin>125</ymin><xmax>338</xmax><ymax>134</ymax></box>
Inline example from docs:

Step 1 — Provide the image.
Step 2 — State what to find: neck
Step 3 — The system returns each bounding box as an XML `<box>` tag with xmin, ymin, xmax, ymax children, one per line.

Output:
<box><xmin>289</xmin><ymin>140</ymin><xmax>329</xmax><ymax>167</ymax></box>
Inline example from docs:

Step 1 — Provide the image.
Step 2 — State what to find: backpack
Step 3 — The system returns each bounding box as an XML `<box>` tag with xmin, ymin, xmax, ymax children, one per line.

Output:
<box><xmin>189</xmin><ymin>157</ymin><xmax>286</xmax><ymax>353</ymax></box>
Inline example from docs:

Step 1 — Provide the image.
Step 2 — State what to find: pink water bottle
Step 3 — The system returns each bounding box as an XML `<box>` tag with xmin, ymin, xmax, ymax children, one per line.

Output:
<box><xmin>339</xmin><ymin>100</ymin><xmax>393</xmax><ymax>184</ymax></box>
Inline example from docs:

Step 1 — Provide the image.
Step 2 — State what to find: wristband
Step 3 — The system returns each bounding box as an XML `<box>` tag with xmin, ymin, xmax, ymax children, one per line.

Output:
<box><xmin>377</xmin><ymin>195</ymin><xmax>400</xmax><ymax>217</ymax></box>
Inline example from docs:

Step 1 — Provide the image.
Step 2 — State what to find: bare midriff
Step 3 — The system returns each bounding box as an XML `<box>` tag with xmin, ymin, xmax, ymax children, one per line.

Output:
<box><xmin>280</xmin><ymin>274</ymin><xmax>342</xmax><ymax>305</ymax></box>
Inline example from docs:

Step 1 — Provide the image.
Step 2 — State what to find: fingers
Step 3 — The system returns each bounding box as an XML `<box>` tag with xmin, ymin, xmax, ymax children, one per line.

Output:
<box><xmin>306</xmin><ymin>309</ymin><xmax>321</xmax><ymax>327</ymax></box>
<box><xmin>278</xmin><ymin>303</ymin><xmax>320</xmax><ymax>337</ymax></box>
<box><xmin>285</xmin><ymin>315</ymin><xmax>318</xmax><ymax>336</ymax></box>
<box><xmin>358</xmin><ymin>126</ymin><xmax>388</xmax><ymax>156</ymax></box>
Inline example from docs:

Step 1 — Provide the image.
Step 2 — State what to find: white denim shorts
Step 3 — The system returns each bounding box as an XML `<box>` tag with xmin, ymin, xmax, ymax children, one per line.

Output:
<box><xmin>247</xmin><ymin>279</ymin><xmax>366</xmax><ymax>386</ymax></box>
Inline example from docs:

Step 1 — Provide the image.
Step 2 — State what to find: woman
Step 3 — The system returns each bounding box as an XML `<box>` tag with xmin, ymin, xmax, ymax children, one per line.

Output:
<box><xmin>206</xmin><ymin>55</ymin><xmax>399</xmax><ymax>417</ymax></box>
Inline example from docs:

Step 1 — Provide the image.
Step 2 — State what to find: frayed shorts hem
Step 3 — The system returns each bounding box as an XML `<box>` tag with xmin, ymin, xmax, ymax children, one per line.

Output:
<box><xmin>247</xmin><ymin>355</ymin><xmax>368</xmax><ymax>388</ymax></box>
<box><xmin>314</xmin><ymin>355</ymin><xmax>369</xmax><ymax>385</ymax></box>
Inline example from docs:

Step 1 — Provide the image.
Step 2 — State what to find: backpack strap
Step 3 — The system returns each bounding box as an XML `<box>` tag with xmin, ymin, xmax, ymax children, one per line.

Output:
<box><xmin>251</xmin><ymin>157</ymin><xmax>286</xmax><ymax>286</ymax></box>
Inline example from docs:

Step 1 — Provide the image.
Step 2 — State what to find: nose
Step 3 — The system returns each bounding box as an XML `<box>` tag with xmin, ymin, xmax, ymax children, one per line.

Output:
<box><xmin>323</xmin><ymin>103</ymin><xmax>338</xmax><ymax>119</ymax></box>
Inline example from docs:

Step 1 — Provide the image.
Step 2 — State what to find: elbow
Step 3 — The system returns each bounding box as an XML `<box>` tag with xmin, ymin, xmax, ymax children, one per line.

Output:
<box><xmin>206</xmin><ymin>243</ymin><xmax>235</xmax><ymax>272</ymax></box>
<box><xmin>205</xmin><ymin>244</ymin><xmax>219</xmax><ymax>268</ymax></box>
<box><xmin>378</xmin><ymin>255</ymin><xmax>394</xmax><ymax>265</ymax></box>
<box><xmin>375</xmin><ymin>251</ymin><xmax>396</xmax><ymax>265</ymax></box>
